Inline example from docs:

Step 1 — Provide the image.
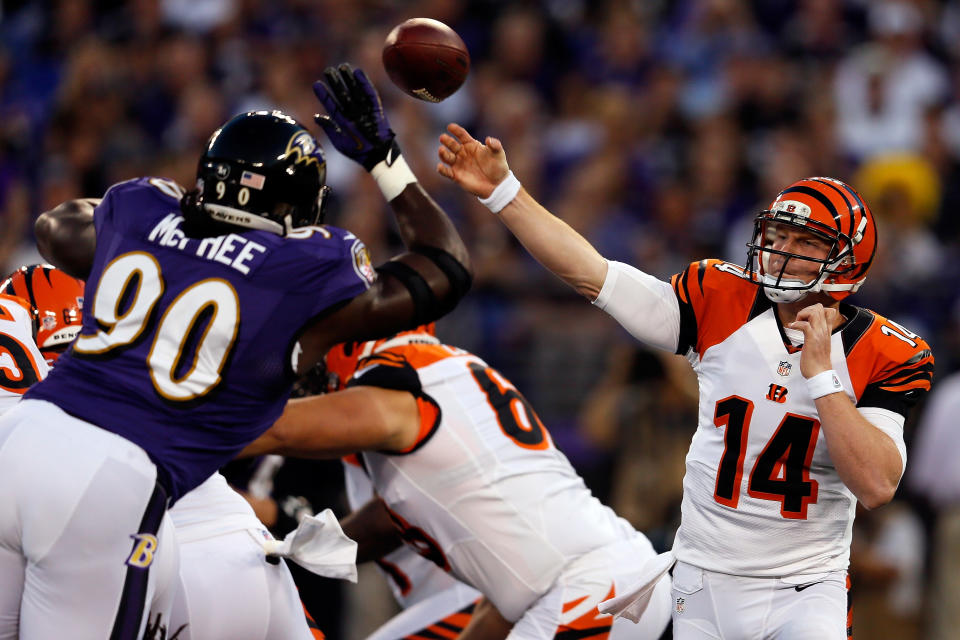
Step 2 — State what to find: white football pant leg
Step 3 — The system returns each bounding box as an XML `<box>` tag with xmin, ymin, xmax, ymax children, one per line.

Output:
<box><xmin>170</xmin><ymin>528</ymin><xmax>315</xmax><ymax>639</ymax></box>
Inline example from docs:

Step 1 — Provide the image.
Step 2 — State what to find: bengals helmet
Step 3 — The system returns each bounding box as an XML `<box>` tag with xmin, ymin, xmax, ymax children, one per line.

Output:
<box><xmin>0</xmin><ymin>265</ymin><xmax>84</xmax><ymax>363</ymax></box>
<box><xmin>194</xmin><ymin>110</ymin><xmax>330</xmax><ymax>235</ymax></box>
<box><xmin>325</xmin><ymin>324</ymin><xmax>438</xmax><ymax>392</ymax></box>
<box><xmin>746</xmin><ymin>177</ymin><xmax>877</xmax><ymax>303</ymax></box>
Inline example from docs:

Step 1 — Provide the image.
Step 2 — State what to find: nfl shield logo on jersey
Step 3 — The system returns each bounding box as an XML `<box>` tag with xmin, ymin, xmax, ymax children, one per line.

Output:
<box><xmin>675</xmin><ymin>597</ymin><xmax>685</xmax><ymax>614</ymax></box>
<box><xmin>777</xmin><ymin>361</ymin><xmax>792</xmax><ymax>376</ymax></box>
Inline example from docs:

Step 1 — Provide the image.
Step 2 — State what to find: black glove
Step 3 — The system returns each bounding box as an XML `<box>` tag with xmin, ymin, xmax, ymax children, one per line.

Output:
<box><xmin>313</xmin><ymin>64</ymin><xmax>399</xmax><ymax>171</ymax></box>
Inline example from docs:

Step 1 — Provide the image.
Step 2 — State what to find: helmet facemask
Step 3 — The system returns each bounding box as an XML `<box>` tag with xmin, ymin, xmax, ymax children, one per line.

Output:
<box><xmin>747</xmin><ymin>212</ymin><xmax>861</xmax><ymax>304</ymax></box>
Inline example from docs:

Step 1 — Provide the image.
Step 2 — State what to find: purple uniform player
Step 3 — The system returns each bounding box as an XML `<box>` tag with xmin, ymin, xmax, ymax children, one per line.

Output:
<box><xmin>0</xmin><ymin>64</ymin><xmax>470</xmax><ymax>640</ymax></box>
<box><xmin>29</xmin><ymin>177</ymin><xmax>375</xmax><ymax>502</ymax></box>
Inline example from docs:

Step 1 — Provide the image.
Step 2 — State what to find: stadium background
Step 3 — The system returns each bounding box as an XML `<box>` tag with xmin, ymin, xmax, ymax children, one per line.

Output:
<box><xmin>2</xmin><ymin>1</ymin><xmax>959</xmax><ymax>638</ymax></box>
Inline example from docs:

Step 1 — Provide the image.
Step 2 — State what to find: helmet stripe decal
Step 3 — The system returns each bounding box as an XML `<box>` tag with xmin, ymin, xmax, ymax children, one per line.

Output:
<box><xmin>22</xmin><ymin>266</ymin><xmax>40</xmax><ymax>310</ymax></box>
<box><xmin>779</xmin><ymin>185</ymin><xmax>841</xmax><ymax>228</ymax></box>
<box><xmin>812</xmin><ymin>178</ymin><xmax>857</xmax><ymax>239</ymax></box>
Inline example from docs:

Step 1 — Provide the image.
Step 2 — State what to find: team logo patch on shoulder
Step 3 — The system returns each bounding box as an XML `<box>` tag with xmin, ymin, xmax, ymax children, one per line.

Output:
<box><xmin>351</xmin><ymin>239</ymin><xmax>376</xmax><ymax>285</ymax></box>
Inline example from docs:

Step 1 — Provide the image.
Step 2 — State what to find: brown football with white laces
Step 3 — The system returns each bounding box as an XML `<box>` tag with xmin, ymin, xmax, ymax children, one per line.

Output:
<box><xmin>382</xmin><ymin>18</ymin><xmax>470</xmax><ymax>102</ymax></box>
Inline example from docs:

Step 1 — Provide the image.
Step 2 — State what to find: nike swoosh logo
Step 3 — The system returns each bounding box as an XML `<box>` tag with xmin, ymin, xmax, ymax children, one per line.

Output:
<box><xmin>385</xmin><ymin>146</ymin><xmax>396</xmax><ymax>166</ymax></box>
<box><xmin>352</xmin><ymin>365</ymin><xmax>377</xmax><ymax>379</ymax></box>
<box><xmin>347</xmin><ymin>131</ymin><xmax>365</xmax><ymax>151</ymax></box>
<box><xmin>794</xmin><ymin>582</ymin><xmax>822</xmax><ymax>592</ymax></box>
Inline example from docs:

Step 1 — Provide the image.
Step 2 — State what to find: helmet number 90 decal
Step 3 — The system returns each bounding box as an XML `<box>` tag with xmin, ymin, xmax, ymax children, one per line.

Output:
<box><xmin>74</xmin><ymin>252</ymin><xmax>240</xmax><ymax>402</ymax></box>
<box><xmin>215</xmin><ymin>181</ymin><xmax>250</xmax><ymax>207</ymax></box>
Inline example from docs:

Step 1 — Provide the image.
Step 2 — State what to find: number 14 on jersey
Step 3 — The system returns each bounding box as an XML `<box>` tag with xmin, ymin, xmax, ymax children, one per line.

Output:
<box><xmin>713</xmin><ymin>395</ymin><xmax>821</xmax><ymax>520</ymax></box>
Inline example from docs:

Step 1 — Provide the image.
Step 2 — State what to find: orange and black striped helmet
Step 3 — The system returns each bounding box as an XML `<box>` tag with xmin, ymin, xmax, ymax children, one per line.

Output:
<box><xmin>746</xmin><ymin>177</ymin><xmax>877</xmax><ymax>303</ymax></box>
<box><xmin>0</xmin><ymin>264</ymin><xmax>84</xmax><ymax>363</ymax></box>
<box><xmin>324</xmin><ymin>323</ymin><xmax>437</xmax><ymax>392</ymax></box>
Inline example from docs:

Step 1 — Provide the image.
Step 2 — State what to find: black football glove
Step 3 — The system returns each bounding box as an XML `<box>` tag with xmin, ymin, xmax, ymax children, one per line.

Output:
<box><xmin>313</xmin><ymin>64</ymin><xmax>399</xmax><ymax>171</ymax></box>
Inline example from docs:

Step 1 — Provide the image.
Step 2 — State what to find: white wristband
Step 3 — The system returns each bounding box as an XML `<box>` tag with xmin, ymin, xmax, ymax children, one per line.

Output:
<box><xmin>370</xmin><ymin>154</ymin><xmax>417</xmax><ymax>202</ymax></box>
<box><xmin>806</xmin><ymin>369</ymin><xmax>845</xmax><ymax>399</ymax></box>
<box><xmin>478</xmin><ymin>170</ymin><xmax>521</xmax><ymax>213</ymax></box>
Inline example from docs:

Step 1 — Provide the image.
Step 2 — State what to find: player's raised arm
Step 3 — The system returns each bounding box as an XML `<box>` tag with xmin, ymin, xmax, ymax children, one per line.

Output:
<box><xmin>34</xmin><ymin>198</ymin><xmax>101</xmax><ymax>280</ymax></box>
<box><xmin>437</xmin><ymin>123</ymin><xmax>683</xmax><ymax>354</ymax></box>
<box><xmin>437</xmin><ymin>123</ymin><xmax>607</xmax><ymax>300</ymax></box>
<box><xmin>295</xmin><ymin>65</ymin><xmax>473</xmax><ymax>364</ymax></box>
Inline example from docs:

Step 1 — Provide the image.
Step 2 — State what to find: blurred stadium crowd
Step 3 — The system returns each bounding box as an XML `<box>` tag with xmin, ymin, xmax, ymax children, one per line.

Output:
<box><xmin>3</xmin><ymin>0</ymin><xmax>960</xmax><ymax>638</ymax></box>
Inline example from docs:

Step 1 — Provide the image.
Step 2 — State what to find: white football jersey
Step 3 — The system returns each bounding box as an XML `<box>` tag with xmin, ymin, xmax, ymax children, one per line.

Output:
<box><xmin>348</xmin><ymin>343</ymin><xmax>639</xmax><ymax>622</ymax></box>
<box><xmin>342</xmin><ymin>455</ymin><xmax>473</xmax><ymax>609</ymax></box>
<box><xmin>0</xmin><ymin>294</ymin><xmax>49</xmax><ymax>415</ymax></box>
<box><xmin>669</xmin><ymin>260</ymin><xmax>933</xmax><ymax>576</ymax></box>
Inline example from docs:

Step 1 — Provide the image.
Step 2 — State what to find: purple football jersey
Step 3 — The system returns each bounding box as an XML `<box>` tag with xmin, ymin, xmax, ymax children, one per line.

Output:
<box><xmin>28</xmin><ymin>178</ymin><xmax>375</xmax><ymax>501</ymax></box>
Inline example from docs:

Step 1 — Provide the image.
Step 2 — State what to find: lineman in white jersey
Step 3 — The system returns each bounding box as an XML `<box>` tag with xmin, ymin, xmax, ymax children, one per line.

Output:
<box><xmin>0</xmin><ymin>264</ymin><xmax>320</xmax><ymax>640</ymax></box>
<box><xmin>0</xmin><ymin>292</ymin><xmax>50</xmax><ymax>632</ymax></box>
<box><xmin>341</xmin><ymin>456</ymin><xmax>481</xmax><ymax>640</ymax></box>
<box><xmin>436</xmin><ymin>125</ymin><xmax>933</xmax><ymax>639</ymax></box>
<box><xmin>243</xmin><ymin>325</ymin><xmax>672</xmax><ymax>639</ymax></box>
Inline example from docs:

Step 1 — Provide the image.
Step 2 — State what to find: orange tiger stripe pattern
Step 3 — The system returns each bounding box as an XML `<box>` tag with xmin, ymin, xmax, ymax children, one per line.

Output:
<box><xmin>672</xmin><ymin>259</ymin><xmax>767</xmax><ymax>358</ymax></box>
<box><xmin>555</xmin><ymin>585</ymin><xmax>616</xmax><ymax>639</ymax></box>
<box><xmin>844</xmin><ymin>309</ymin><xmax>933</xmax><ymax>414</ymax></box>
<box><xmin>402</xmin><ymin>602</ymin><xmax>477</xmax><ymax>640</ymax></box>
<box><xmin>301</xmin><ymin>602</ymin><xmax>325</xmax><ymax>639</ymax></box>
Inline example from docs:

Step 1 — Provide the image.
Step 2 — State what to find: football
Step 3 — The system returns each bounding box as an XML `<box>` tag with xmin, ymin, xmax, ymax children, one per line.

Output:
<box><xmin>382</xmin><ymin>18</ymin><xmax>470</xmax><ymax>102</ymax></box>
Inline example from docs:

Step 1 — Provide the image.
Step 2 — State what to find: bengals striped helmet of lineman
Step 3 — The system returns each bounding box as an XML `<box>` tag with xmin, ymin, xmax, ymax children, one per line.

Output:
<box><xmin>746</xmin><ymin>177</ymin><xmax>877</xmax><ymax>303</ymax></box>
<box><xmin>0</xmin><ymin>264</ymin><xmax>84</xmax><ymax>363</ymax></box>
<box><xmin>324</xmin><ymin>323</ymin><xmax>438</xmax><ymax>392</ymax></box>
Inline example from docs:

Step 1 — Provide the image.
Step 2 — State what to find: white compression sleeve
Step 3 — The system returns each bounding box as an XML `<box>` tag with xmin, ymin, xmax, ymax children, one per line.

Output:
<box><xmin>857</xmin><ymin>406</ymin><xmax>907</xmax><ymax>478</ymax></box>
<box><xmin>592</xmin><ymin>260</ymin><xmax>681</xmax><ymax>353</ymax></box>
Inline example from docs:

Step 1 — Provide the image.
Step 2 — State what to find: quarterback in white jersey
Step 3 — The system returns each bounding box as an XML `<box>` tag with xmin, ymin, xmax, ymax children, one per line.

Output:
<box><xmin>437</xmin><ymin>125</ymin><xmax>933</xmax><ymax>639</ymax></box>
<box><xmin>341</xmin><ymin>455</ymin><xmax>482</xmax><ymax>640</ymax></box>
<box><xmin>243</xmin><ymin>326</ymin><xmax>672</xmax><ymax>639</ymax></box>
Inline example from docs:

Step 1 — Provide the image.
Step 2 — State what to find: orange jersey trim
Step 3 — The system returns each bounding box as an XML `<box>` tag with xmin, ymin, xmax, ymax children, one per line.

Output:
<box><xmin>402</xmin><ymin>602</ymin><xmax>477</xmax><ymax>640</ymax></box>
<box><xmin>0</xmin><ymin>297</ymin><xmax>45</xmax><ymax>394</ymax></box>
<box><xmin>842</xmin><ymin>308</ymin><xmax>933</xmax><ymax>414</ymax></box>
<box><xmin>671</xmin><ymin>260</ymin><xmax>768</xmax><ymax>358</ymax></box>
<box><xmin>396</xmin><ymin>395</ymin><xmax>442</xmax><ymax>454</ymax></box>
<box><xmin>555</xmin><ymin>584</ymin><xmax>615</xmax><ymax>638</ymax></box>
<box><xmin>0</xmin><ymin>293</ymin><xmax>32</xmax><ymax>318</ymax></box>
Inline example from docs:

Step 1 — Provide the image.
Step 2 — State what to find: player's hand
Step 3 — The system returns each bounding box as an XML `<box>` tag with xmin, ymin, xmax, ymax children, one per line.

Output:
<box><xmin>789</xmin><ymin>303</ymin><xmax>840</xmax><ymax>378</ymax></box>
<box><xmin>437</xmin><ymin>123</ymin><xmax>510</xmax><ymax>198</ymax></box>
<box><xmin>313</xmin><ymin>64</ymin><xmax>398</xmax><ymax>171</ymax></box>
